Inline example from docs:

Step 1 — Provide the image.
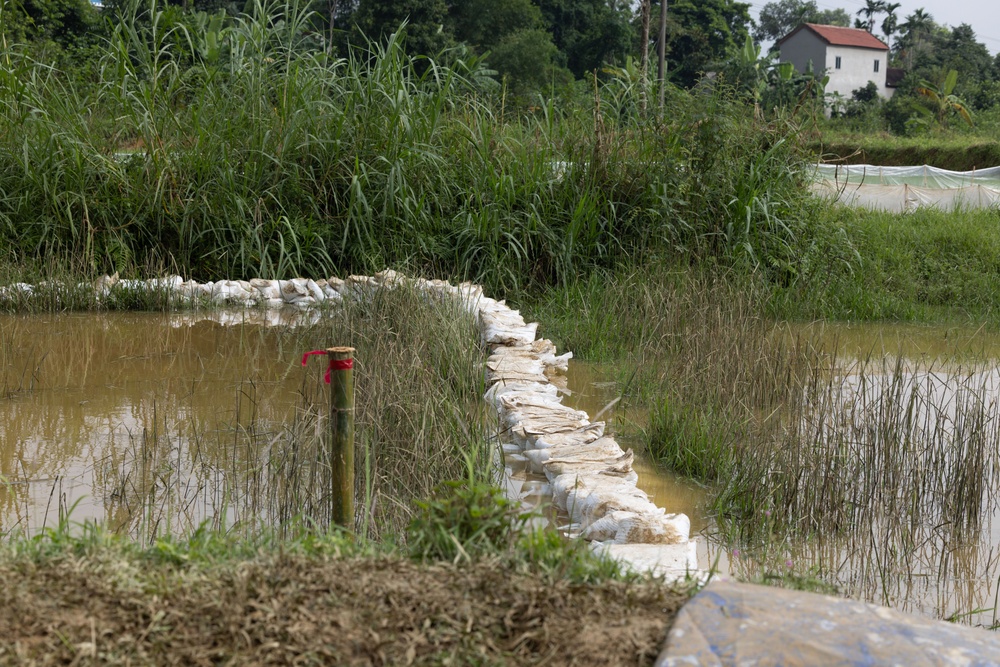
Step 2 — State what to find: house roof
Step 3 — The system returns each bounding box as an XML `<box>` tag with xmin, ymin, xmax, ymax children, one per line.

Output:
<box><xmin>777</xmin><ymin>23</ymin><xmax>889</xmax><ymax>51</ymax></box>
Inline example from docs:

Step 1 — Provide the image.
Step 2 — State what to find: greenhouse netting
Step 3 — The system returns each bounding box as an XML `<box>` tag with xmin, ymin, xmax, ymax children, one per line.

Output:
<box><xmin>809</xmin><ymin>164</ymin><xmax>1000</xmax><ymax>212</ymax></box>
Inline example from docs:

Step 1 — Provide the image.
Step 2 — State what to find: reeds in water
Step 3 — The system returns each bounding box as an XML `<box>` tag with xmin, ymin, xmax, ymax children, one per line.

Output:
<box><xmin>88</xmin><ymin>287</ymin><xmax>493</xmax><ymax>544</ymax></box>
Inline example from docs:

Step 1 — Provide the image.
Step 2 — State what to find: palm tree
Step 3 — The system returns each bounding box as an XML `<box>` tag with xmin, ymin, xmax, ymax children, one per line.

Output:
<box><xmin>899</xmin><ymin>8</ymin><xmax>934</xmax><ymax>42</ymax></box>
<box><xmin>881</xmin><ymin>2</ymin><xmax>901</xmax><ymax>45</ymax></box>
<box><xmin>898</xmin><ymin>8</ymin><xmax>934</xmax><ymax>68</ymax></box>
<box><xmin>856</xmin><ymin>0</ymin><xmax>886</xmax><ymax>33</ymax></box>
<box><xmin>916</xmin><ymin>69</ymin><xmax>973</xmax><ymax>127</ymax></box>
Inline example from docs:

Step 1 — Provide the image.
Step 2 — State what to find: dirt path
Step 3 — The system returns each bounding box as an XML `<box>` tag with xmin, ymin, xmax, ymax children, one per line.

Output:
<box><xmin>0</xmin><ymin>551</ymin><xmax>687</xmax><ymax>665</ymax></box>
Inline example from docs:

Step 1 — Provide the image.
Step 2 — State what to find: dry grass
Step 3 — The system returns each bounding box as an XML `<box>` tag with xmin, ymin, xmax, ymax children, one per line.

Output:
<box><xmin>0</xmin><ymin>544</ymin><xmax>686</xmax><ymax>666</ymax></box>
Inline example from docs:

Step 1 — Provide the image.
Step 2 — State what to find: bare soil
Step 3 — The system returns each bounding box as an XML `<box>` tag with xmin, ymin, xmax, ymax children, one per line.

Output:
<box><xmin>0</xmin><ymin>551</ymin><xmax>688</xmax><ymax>665</ymax></box>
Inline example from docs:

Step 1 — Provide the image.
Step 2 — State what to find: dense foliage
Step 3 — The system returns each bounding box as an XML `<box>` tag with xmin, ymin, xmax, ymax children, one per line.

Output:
<box><xmin>0</xmin><ymin>0</ymin><xmax>813</xmax><ymax>292</ymax></box>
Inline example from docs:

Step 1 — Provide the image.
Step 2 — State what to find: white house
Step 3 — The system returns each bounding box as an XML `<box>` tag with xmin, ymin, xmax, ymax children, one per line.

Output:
<box><xmin>777</xmin><ymin>23</ymin><xmax>897</xmax><ymax>101</ymax></box>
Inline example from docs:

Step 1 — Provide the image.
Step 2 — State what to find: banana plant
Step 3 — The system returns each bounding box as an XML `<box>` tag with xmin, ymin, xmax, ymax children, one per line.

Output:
<box><xmin>191</xmin><ymin>10</ymin><xmax>229</xmax><ymax>68</ymax></box>
<box><xmin>915</xmin><ymin>68</ymin><xmax>973</xmax><ymax>127</ymax></box>
<box><xmin>728</xmin><ymin>35</ymin><xmax>815</xmax><ymax>111</ymax></box>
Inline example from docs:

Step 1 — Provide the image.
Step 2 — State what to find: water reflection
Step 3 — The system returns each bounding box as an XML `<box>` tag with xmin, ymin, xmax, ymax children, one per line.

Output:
<box><xmin>7</xmin><ymin>312</ymin><xmax>1000</xmax><ymax>626</ymax></box>
<box><xmin>568</xmin><ymin>320</ymin><xmax>1000</xmax><ymax>628</ymax></box>
<box><xmin>0</xmin><ymin>312</ymin><xmax>310</xmax><ymax>533</ymax></box>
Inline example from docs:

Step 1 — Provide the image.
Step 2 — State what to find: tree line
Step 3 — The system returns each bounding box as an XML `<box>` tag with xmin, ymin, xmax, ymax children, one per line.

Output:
<box><xmin>4</xmin><ymin>0</ymin><xmax>753</xmax><ymax>94</ymax></box>
<box><xmin>4</xmin><ymin>0</ymin><xmax>997</xmax><ymax>131</ymax></box>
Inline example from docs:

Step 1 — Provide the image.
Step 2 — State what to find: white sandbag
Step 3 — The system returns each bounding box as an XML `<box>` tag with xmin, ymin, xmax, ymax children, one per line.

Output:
<box><xmin>93</xmin><ymin>273</ymin><xmax>119</xmax><ymax>296</ymax></box>
<box><xmin>220</xmin><ymin>279</ymin><xmax>256</xmax><ymax>304</ymax></box>
<box><xmin>567</xmin><ymin>483</ymin><xmax>660</xmax><ymax>525</ymax></box>
<box><xmin>545</xmin><ymin>436</ymin><xmax>623</xmax><ymax>459</ymax></box>
<box><xmin>591</xmin><ymin>542</ymin><xmax>700</xmax><ymax>579</ymax></box>
<box><xmin>486</xmin><ymin>354</ymin><xmax>547</xmax><ymax>377</ymax></box>
<box><xmin>280</xmin><ymin>279</ymin><xmax>310</xmax><ymax>303</ymax></box>
<box><xmin>531</xmin><ymin>422</ymin><xmax>606</xmax><ymax>449</ymax></box>
<box><xmin>522</xmin><ymin>448</ymin><xmax>549</xmax><ymax>475</ymax></box>
<box><xmin>487</xmin><ymin>369</ymin><xmax>550</xmax><ymax>385</ymax></box>
<box><xmin>525</xmin><ymin>437</ymin><xmax>625</xmax><ymax>467</ymax></box>
<box><xmin>480</xmin><ymin>308</ymin><xmax>538</xmax><ymax>345</ymax></box>
<box><xmin>374</xmin><ymin>269</ymin><xmax>407</xmax><ymax>286</ymax></box>
<box><xmin>483</xmin><ymin>381</ymin><xmax>558</xmax><ymax>408</ymax></box>
<box><xmin>543</xmin><ymin>448</ymin><xmax>634</xmax><ymax>480</ymax></box>
<box><xmin>250</xmin><ymin>278</ymin><xmax>280</xmax><ymax>300</ymax></box>
<box><xmin>498</xmin><ymin>393</ymin><xmax>580</xmax><ymax>413</ymax></box>
<box><xmin>582</xmin><ymin>510</ymin><xmax>690</xmax><ymax>544</ymax></box>
<box><xmin>524</xmin><ymin>437</ymin><xmax>626</xmax><ymax>474</ymax></box>
<box><xmin>550</xmin><ymin>471</ymin><xmax>639</xmax><ymax>507</ymax></box>
<box><xmin>344</xmin><ymin>275</ymin><xmax>380</xmax><ymax>297</ymax></box>
<box><xmin>509</xmin><ymin>409</ymin><xmax>594</xmax><ymax>446</ymax></box>
<box><xmin>490</xmin><ymin>339</ymin><xmax>573</xmax><ymax>373</ymax></box>
<box><xmin>321</xmin><ymin>283</ymin><xmax>341</xmax><ymax>300</ymax></box>
<box><xmin>304</xmin><ymin>279</ymin><xmax>325</xmax><ymax>303</ymax></box>
<box><xmin>150</xmin><ymin>275</ymin><xmax>183</xmax><ymax>291</ymax></box>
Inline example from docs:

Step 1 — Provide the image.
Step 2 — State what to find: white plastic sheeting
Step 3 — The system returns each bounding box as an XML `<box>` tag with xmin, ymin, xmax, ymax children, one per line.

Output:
<box><xmin>810</xmin><ymin>163</ymin><xmax>1000</xmax><ymax>212</ymax></box>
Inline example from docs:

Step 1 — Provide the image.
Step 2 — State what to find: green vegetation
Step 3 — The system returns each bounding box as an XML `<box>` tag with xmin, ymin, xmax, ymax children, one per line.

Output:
<box><xmin>95</xmin><ymin>285</ymin><xmax>492</xmax><ymax>544</ymax></box>
<box><xmin>0</xmin><ymin>0</ymin><xmax>811</xmax><ymax>296</ymax></box>
<box><xmin>773</xmin><ymin>206</ymin><xmax>1000</xmax><ymax>323</ymax></box>
<box><xmin>811</xmin><ymin>134</ymin><xmax>1000</xmax><ymax>170</ymax></box>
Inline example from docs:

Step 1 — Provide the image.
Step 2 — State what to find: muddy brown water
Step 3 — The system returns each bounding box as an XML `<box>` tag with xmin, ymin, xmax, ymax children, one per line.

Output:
<box><xmin>4</xmin><ymin>312</ymin><xmax>1000</xmax><ymax>627</ymax></box>
<box><xmin>0</xmin><ymin>311</ymin><xmax>317</xmax><ymax>534</ymax></box>
<box><xmin>559</xmin><ymin>359</ymin><xmax>732</xmax><ymax>575</ymax></box>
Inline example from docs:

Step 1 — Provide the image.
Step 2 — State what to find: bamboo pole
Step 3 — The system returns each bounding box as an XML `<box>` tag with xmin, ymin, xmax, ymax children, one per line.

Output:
<box><xmin>327</xmin><ymin>346</ymin><xmax>355</xmax><ymax>529</ymax></box>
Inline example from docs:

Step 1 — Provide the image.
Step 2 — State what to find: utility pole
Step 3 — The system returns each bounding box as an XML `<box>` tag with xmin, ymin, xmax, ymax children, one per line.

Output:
<box><xmin>328</xmin><ymin>0</ymin><xmax>339</xmax><ymax>55</ymax></box>
<box><xmin>657</xmin><ymin>0</ymin><xmax>668</xmax><ymax>111</ymax></box>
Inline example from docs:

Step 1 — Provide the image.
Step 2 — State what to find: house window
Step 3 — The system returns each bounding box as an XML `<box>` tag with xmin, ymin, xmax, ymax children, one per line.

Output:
<box><xmin>874</xmin><ymin>59</ymin><xmax>880</xmax><ymax>72</ymax></box>
<box><xmin>835</xmin><ymin>56</ymin><xmax>842</xmax><ymax>69</ymax></box>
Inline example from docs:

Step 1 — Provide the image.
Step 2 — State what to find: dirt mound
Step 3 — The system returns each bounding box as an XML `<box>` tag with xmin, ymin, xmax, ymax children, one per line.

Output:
<box><xmin>0</xmin><ymin>551</ymin><xmax>688</xmax><ymax>665</ymax></box>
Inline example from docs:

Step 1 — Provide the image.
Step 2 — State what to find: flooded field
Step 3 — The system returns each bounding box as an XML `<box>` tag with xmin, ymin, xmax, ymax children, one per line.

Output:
<box><xmin>567</xmin><ymin>321</ymin><xmax>1000</xmax><ymax>628</ymax></box>
<box><xmin>0</xmin><ymin>311</ymin><xmax>326</xmax><ymax>536</ymax></box>
<box><xmin>6</xmin><ymin>311</ymin><xmax>1000</xmax><ymax>626</ymax></box>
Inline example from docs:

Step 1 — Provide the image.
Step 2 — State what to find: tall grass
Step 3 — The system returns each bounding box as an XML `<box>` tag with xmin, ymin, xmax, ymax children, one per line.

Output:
<box><xmin>559</xmin><ymin>269</ymin><xmax>1000</xmax><ymax>540</ymax></box>
<box><xmin>0</xmin><ymin>0</ymin><xmax>813</xmax><ymax>291</ymax></box>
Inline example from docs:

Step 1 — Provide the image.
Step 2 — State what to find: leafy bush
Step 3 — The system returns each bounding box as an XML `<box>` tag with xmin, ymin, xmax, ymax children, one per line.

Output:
<box><xmin>407</xmin><ymin>480</ymin><xmax>522</xmax><ymax>562</ymax></box>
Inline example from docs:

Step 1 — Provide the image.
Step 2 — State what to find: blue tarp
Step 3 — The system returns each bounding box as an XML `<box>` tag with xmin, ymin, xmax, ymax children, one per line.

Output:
<box><xmin>658</xmin><ymin>580</ymin><xmax>1000</xmax><ymax>666</ymax></box>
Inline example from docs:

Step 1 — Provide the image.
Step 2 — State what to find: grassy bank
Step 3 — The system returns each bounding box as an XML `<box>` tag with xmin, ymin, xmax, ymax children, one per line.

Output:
<box><xmin>773</xmin><ymin>205</ymin><xmax>1000</xmax><ymax>324</ymax></box>
<box><xmin>809</xmin><ymin>135</ymin><xmax>1000</xmax><ymax>170</ymax></box>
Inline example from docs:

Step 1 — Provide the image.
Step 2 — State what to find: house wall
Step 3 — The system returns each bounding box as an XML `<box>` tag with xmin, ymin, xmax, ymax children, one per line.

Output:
<box><xmin>779</xmin><ymin>31</ymin><xmax>894</xmax><ymax>104</ymax></box>
<box><xmin>778</xmin><ymin>30</ymin><xmax>828</xmax><ymax>77</ymax></box>
<box><xmin>825</xmin><ymin>45</ymin><xmax>893</xmax><ymax>100</ymax></box>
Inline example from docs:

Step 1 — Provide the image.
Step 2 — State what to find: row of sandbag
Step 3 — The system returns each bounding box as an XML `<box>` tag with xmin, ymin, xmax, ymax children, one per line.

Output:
<box><xmin>462</xmin><ymin>295</ymin><xmax>693</xmax><ymax>549</ymax></box>
<box><xmin>0</xmin><ymin>273</ymin><xmax>415</xmax><ymax>309</ymax></box>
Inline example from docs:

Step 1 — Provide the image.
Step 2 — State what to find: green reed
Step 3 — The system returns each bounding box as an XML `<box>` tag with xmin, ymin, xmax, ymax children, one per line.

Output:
<box><xmin>94</xmin><ymin>286</ymin><xmax>493</xmax><ymax>545</ymax></box>
<box><xmin>0</xmin><ymin>0</ymin><xmax>812</xmax><ymax>293</ymax></box>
